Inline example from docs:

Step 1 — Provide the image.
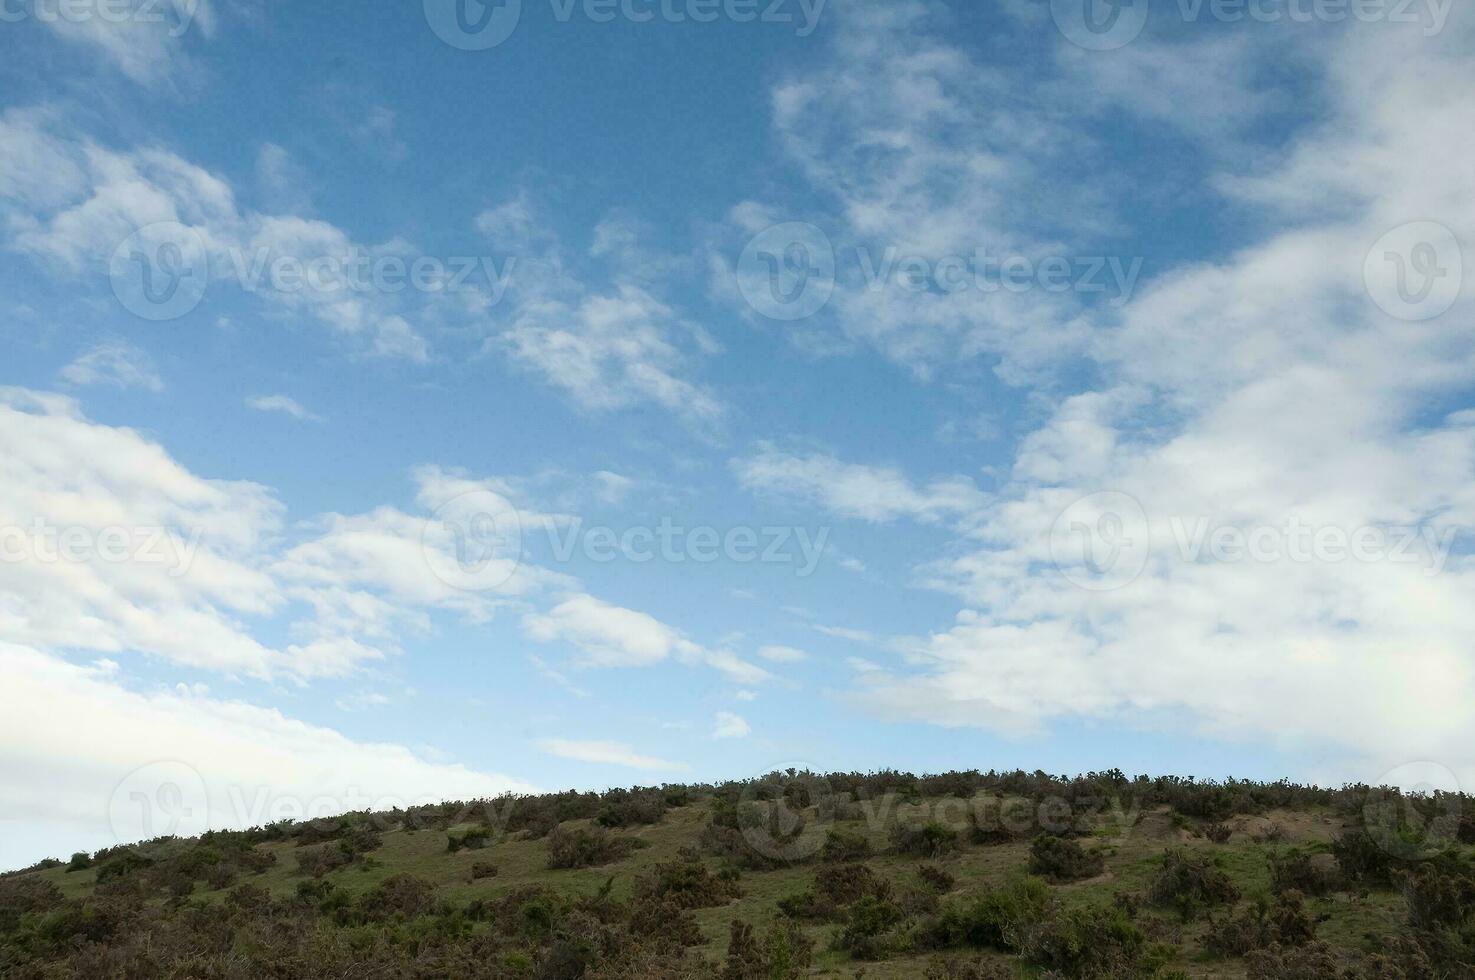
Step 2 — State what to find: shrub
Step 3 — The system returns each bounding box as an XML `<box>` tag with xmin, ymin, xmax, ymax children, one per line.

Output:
<box><xmin>65</xmin><ymin>852</ymin><xmax>92</xmax><ymax>872</ymax></box>
<box><xmin>0</xmin><ymin>876</ymin><xmax>65</xmax><ymax>933</ymax></box>
<box><xmin>835</xmin><ymin>893</ymin><xmax>908</xmax><ymax>959</ymax></box>
<box><xmin>470</xmin><ymin>862</ymin><xmax>499</xmax><ymax>881</ymax></box>
<box><xmin>1147</xmin><ymin>850</ymin><xmax>1241</xmax><ymax>919</ymax></box>
<box><xmin>1204</xmin><ymin>891</ymin><xmax>1317</xmax><ymax>957</ymax></box>
<box><xmin>1269</xmin><ymin>849</ymin><xmax>1339</xmax><ymax>897</ymax></box>
<box><xmin>338</xmin><ymin>826</ymin><xmax>383</xmax><ymax>857</ymax></box>
<box><xmin>1170</xmin><ymin>784</ymin><xmax>1237</xmax><ymax>822</ymax></box>
<box><xmin>818</xmin><ymin>863</ymin><xmax>890</xmax><ymax>907</ymax></box>
<box><xmin>1245</xmin><ymin>941</ymin><xmax>1343</xmax><ymax>980</ymax></box>
<box><xmin>918</xmin><ymin>864</ymin><xmax>957</xmax><ymax>893</ymax></box>
<box><xmin>891</xmin><ymin>821</ymin><xmax>959</xmax><ymax>859</ymax></box>
<box><xmin>236</xmin><ymin>846</ymin><xmax>278</xmax><ymax>875</ymax></box>
<box><xmin>1029</xmin><ymin>834</ymin><xmax>1106</xmax><ymax>883</ymax></box>
<box><xmin>969</xmin><ymin>804</ymin><xmax>1030</xmax><ymax>846</ymax></box>
<box><xmin>595</xmin><ymin>790</ymin><xmax>666</xmax><ymax>829</ymax></box>
<box><xmin>723</xmin><ymin>918</ymin><xmax>814</xmax><ymax>979</ymax></box>
<box><xmin>1398</xmin><ymin>857</ymin><xmax>1475</xmax><ymax>931</ymax></box>
<box><xmin>1206</xmin><ymin>823</ymin><xmax>1233</xmax><ymax>844</ymax></box>
<box><xmin>546</xmin><ymin>826</ymin><xmax>647</xmax><ymax>870</ymax></box>
<box><xmin>344</xmin><ymin>873</ymin><xmax>439</xmax><ymax>924</ymax></box>
<box><xmin>819</xmin><ymin>828</ymin><xmax>871</xmax><ymax>862</ymax></box>
<box><xmin>295</xmin><ymin>843</ymin><xmax>352</xmax><ymax>878</ymax></box>
<box><xmin>94</xmin><ymin>851</ymin><xmax>152</xmax><ymax>883</ymax></box>
<box><xmin>203</xmin><ymin>863</ymin><xmax>237</xmax><ymax>891</ymax></box>
<box><xmin>447</xmin><ymin>827</ymin><xmax>491</xmax><ymax>853</ymax></box>
<box><xmin>1330</xmin><ymin>830</ymin><xmax>1395</xmax><ymax>888</ymax></box>
<box><xmin>779</xmin><ymin>863</ymin><xmax>889</xmax><ymax>922</ymax></box>
<box><xmin>925</xmin><ymin>957</ymin><xmax>1015</xmax><ymax>979</ymax></box>
<box><xmin>1015</xmin><ymin>904</ymin><xmax>1171</xmax><ymax>979</ymax></box>
<box><xmin>633</xmin><ymin>859</ymin><xmax>742</xmax><ymax>909</ymax></box>
<box><xmin>918</xmin><ymin>877</ymin><xmax>1052</xmax><ymax>952</ymax></box>
<box><xmin>629</xmin><ymin>895</ymin><xmax>704</xmax><ymax>947</ymax></box>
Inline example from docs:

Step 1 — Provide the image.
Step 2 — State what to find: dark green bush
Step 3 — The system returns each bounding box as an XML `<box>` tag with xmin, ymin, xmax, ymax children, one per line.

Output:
<box><xmin>546</xmin><ymin>826</ymin><xmax>647</xmax><ymax>870</ymax></box>
<box><xmin>1204</xmin><ymin>891</ymin><xmax>1317</xmax><ymax>957</ymax></box>
<box><xmin>1028</xmin><ymin>834</ymin><xmax>1106</xmax><ymax>883</ymax></box>
<box><xmin>1148</xmin><ymin>850</ymin><xmax>1241</xmax><ymax>919</ymax></box>
<box><xmin>820</xmin><ymin>828</ymin><xmax>872</xmax><ymax>862</ymax></box>
<box><xmin>1331</xmin><ymin>830</ymin><xmax>1395</xmax><ymax>888</ymax></box>
<box><xmin>446</xmin><ymin>827</ymin><xmax>491</xmax><ymax>852</ymax></box>
<box><xmin>1269</xmin><ymin>849</ymin><xmax>1338</xmax><ymax>897</ymax></box>
<box><xmin>891</xmin><ymin>821</ymin><xmax>959</xmax><ymax>859</ymax></box>
<box><xmin>1015</xmin><ymin>903</ymin><xmax>1170</xmax><ymax>979</ymax></box>
<box><xmin>632</xmin><ymin>859</ymin><xmax>742</xmax><ymax>909</ymax></box>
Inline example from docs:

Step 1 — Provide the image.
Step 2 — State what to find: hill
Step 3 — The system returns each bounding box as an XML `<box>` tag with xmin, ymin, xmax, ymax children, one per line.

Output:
<box><xmin>2</xmin><ymin>769</ymin><xmax>1471</xmax><ymax>978</ymax></box>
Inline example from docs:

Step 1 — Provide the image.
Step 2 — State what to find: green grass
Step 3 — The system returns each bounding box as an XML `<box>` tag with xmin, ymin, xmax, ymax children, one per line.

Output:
<box><xmin>20</xmin><ymin>794</ymin><xmax>1426</xmax><ymax>977</ymax></box>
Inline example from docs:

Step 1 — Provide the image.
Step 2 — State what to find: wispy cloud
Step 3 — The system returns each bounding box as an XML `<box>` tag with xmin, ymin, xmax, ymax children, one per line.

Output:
<box><xmin>538</xmin><ymin>738</ymin><xmax>687</xmax><ymax>772</ymax></box>
<box><xmin>247</xmin><ymin>394</ymin><xmax>322</xmax><ymax>422</ymax></box>
<box><xmin>60</xmin><ymin>341</ymin><xmax>163</xmax><ymax>392</ymax></box>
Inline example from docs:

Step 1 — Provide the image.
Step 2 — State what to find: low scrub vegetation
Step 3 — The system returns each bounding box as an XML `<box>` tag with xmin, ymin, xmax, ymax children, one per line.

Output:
<box><xmin>2</xmin><ymin>767</ymin><xmax>1472</xmax><ymax>977</ymax></box>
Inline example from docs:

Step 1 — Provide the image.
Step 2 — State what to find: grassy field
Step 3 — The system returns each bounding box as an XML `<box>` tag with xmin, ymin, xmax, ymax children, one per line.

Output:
<box><xmin>11</xmin><ymin>779</ymin><xmax>1436</xmax><ymax>978</ymax></box>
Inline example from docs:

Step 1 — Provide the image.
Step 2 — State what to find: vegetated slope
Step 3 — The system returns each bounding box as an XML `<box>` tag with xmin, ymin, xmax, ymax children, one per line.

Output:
<box><xmin>2</xmin><ymin>769</ymin><xmax>1471</xmax><ymax>978</ymax></box>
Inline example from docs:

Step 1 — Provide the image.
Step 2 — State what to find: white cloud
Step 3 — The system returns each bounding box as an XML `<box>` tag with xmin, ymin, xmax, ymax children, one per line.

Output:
<box><xmin>839</xmin><ymin>18</ymin><xmax>1475</xmax><ymax>787</ymax></box>
<box><xmin>0</xmin><ymin>641</ymin><xmax>534</xmax><ymax>871</ymax></box>
<box><xmin>758</xmin><ymin>645</ymin><xmax>807</xmax><ymax>663</ymax></box>
<box><xmin>33</xmin><ymin>0</ymin><xmax>216</xmax><ymax>85</ymax></box>
<box><xmin>714</xmin><ymin>0</ymin><xmax>1106</xmax><ymax>380</ymax></box>
<box><xmin>522</xmin><ymin>594</ymin><xmax>694</xmax><ymax>668</ymax></box>
<box><xmin>60</xmin><ymin>340</ymin><xmax>163</xmax><ymax>392</ymax></box>
<box><xmin>734</xmin><ymin>447</ymin><xmax>986</xmax><ymax>524</ymax></box>
<box><xmin>0</xmin><ymin>388</ymin><xmax>568</xmax><ymax>682</ymax></box>
<box><xmin>502</xmin><ymin>286</ymin><xmax>722</xmax><ymax>424</ymax></box>
<box><xmin>334</xmin><ymin>691</ymin><xmax>391</xmax><ymax>712</ymax></box>
<box><xmin>0</xmin><ymin>108</ymin><xmax>433</xmax><ymax>362</ymax></box>
<box><xmin>711</xmin><ymin>711</ymin><xmax>750</xmax><ymax>739</ymax></box>
<box><xmin>522</xmin><ymin>593</ymin><xmax>772</xmax><ymax>684</ymax></box>
<box><xmin>246</xmin><ymin>394</ymin><xmax>321</xmax><ymax>421</ymax></box>
<box><xmin>476</xmin><ymin>194</ymin><xmax>723</xmax><ymax>427</ymax></box>
<box><xmin>254</xmin><ymin>143</ymin><xmax>312</xmax><ymax>214</ymax></box>
<box><xmin>537</xmin><ymin>738</ymin><xmax>687</xmax><ymax>772</ymax></box>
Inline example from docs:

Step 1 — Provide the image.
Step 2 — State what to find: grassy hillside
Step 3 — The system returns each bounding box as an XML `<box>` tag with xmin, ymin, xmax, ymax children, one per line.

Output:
<box><xmin>2</xmin><ymin>770</ymin><xmax>1471</xmax><ymax>978</ymax></box>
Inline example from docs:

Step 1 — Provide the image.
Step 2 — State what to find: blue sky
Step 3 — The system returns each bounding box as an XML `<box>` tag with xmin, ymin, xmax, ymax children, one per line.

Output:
<box><xmin>1</xmin><ymin>0</ymin><xmax>1472</xmax><ymax>869</ymax></box>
